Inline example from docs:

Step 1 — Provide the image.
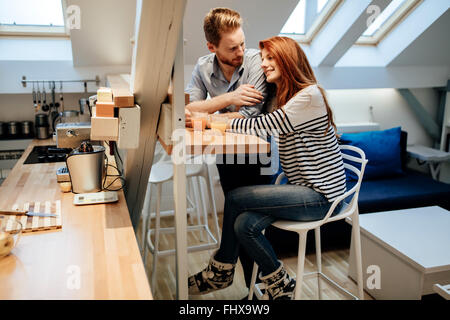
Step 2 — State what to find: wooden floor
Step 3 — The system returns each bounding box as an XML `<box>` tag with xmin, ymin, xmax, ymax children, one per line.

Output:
<box><xmin>137</xmin><ymin>211</ymin><xmax>374</xmax><ymax>300</ymax></box>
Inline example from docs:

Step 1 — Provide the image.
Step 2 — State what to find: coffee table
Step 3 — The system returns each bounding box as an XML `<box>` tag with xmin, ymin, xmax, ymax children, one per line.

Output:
<box><xmin>346</xmin><ymin>206</ymin><xmax>450</xmax><ymax>300</ymax></box>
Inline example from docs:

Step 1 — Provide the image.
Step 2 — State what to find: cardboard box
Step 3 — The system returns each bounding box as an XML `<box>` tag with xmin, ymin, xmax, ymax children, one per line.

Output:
<box><xmin>97</xmin><ymin>87</ymin><xmax>113</xmax><ymax>103</ymax></box>
<box><xmin>90</xmin><ymin>116</ymin><xmax>118</xmax><ymax>141</ymax></box>
<box><xmin>96</xmin><ymin>102</ymin><xmax>115</xmax><ymax>117</ymax></box>
<box><xmin>106</xmin><ymin>75</ymin><xmax>135</xmax><ymax>107</ymax></box>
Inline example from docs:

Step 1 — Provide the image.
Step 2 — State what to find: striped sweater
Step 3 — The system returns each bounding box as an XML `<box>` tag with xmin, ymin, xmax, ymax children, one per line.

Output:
<box><xmin>230</xmin><ymin>84</ymin><xmax>346</xmax><ymax>202</ymax></box>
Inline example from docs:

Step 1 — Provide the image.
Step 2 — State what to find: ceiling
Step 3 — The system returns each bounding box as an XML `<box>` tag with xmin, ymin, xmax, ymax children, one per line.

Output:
<box><xmin>67</xmin><ymin>0</ymin><xmax>136</xmax><ymax>67</ymax></box>
<box><xmin>61</xmin><ymin>0</ymin><xmax>450</xmax><ymax>89</ymax></box>
<box><xmin>389</xmin><ymin>8</ymin><xmax>450</xmax><ymax>66</ymax></box>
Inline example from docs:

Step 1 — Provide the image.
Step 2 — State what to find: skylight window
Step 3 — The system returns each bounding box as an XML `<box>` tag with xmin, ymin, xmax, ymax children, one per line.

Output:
<box><xmin>0</xmin><ymin>0</ymin><xmax>68</xmax><ymax>36</ymax></box>
<box><xmin>280</xmin><ymin>0</ymin><xmax>342</xmax><ymax>43</ymax></box>
<box><xmin>357</xmin><ymin>0</ymin><xmax>422</xmax><ymax>45</ymax></box>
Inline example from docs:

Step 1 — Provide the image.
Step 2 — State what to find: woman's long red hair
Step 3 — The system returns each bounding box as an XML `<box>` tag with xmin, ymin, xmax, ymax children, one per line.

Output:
<box><xmin>259</xmin><ymin>36</ymin><xmax>337</xmax><ymax>134</ymax></box>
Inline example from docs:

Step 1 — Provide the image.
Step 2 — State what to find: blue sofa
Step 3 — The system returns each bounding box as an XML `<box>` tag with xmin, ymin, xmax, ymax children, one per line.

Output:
<box><xmin>267</xmin><ymin>130</ymin><xmax>450</xmax><ymax>254</ymax></box>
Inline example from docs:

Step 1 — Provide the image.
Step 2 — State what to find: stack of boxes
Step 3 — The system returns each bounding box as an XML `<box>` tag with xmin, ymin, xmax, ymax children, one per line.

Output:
<box><xmin>91</xmin><ymin>85</ymin><xmax>140</xmax><ymax>148</ymax></box>
<box><xmin>91</xmin><ymin>87</ymin><xmax>119</xmax><ymax>141</ymax></box>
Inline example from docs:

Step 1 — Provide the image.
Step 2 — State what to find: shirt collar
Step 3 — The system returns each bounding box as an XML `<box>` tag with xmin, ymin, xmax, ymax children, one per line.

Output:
<box><xmin>210</xmin><ymin>53</ymin><xmax>246</xmax><ymax>79</ymax></box>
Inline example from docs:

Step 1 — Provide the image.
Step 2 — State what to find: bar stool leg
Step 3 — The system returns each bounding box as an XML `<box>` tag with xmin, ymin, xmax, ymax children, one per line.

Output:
<box><xmin>192</xmin><ymin>176</ymin><xmax>206</xmax><ymax>242</ymax></box>
<box><xmin>204</xmin><ymin>165</ymin><xmax>221</xmax><ymax>246</ymax></box>
<box><xmin>187</xmin><ymin>177</ymin><xmax>196</xmax><ymax>225</ymax></box>
<box><xmin>141</xmin><ymin>182</ymin><xmax>152</xmax><ymax>255</ymax></box>
<box><xmin>295</xmin><ymin>231</ymin><xmax>308</xmax><ymax>300</ymax></box>
<box><xmin>314</xmin><ymin>227</ymin><xmax>322</xmax><ymax>300</ymax></box>
<box><xmin>143</xmin><ymin>183</ymin><xmax>153</xmax><ymax>266</ymax></box>
<box><xmin>248</xmin><ymin>262</ymin><xmax>259</xmax><ymax>300</ymax></box>
<box><xmin>150</xmin><ymin>183</ymin><xmax>162</xmax><ymax>292</ymax></box>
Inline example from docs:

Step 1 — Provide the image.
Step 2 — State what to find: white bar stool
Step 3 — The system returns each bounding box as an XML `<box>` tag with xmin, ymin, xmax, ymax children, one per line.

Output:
<box><xmin>141</xmin><ymin>159</ymin><xmax>221</xmax><ymax>292</ymax></box>
<box><xmin>249</xmin><ymin>145</ymin><xmax>367</xmax><ymax>300</ymax></box>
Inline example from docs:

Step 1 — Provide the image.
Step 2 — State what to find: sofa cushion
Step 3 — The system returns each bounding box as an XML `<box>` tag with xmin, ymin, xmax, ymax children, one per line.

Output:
<box><xmin>340</xmin><ymin>127</ymin><xmax>403</xmax><ymax>180</ymax></box>
<box><xmin>346</xmin><ymin>170</ymin><xmax>450</xmax><ymax>212</ymax></box>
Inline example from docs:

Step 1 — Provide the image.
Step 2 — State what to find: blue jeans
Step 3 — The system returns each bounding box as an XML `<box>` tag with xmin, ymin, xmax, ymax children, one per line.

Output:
<box><xmin>214</xmin><ymin>184</ymin><xmax>342</xmax><ymax>276</ymax></box>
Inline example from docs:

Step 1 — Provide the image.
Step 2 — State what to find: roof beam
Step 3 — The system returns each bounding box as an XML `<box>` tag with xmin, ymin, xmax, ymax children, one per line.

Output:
<box><xmin>305</xmin><ymin>0</ymin><xmax>318</xmax><ymax>31</ymax></box>
<box><xmin>337</xmin><ymin>1</ymin><xmax>450</xmax><ymax>67</ymax></box>
<box><xmin>308</xmin><ymin>0</ymin><xmax>391</xmax><ymax>67</ymax></box>
<box><xmin>126</xmin><ymin>0</ymin><xmax>186</xmax><ymax>229</ymax></box>
<box><xmin>313</xmin><ymin>65</ymin><xmax>449</xmax><ymax>89</ymax></box>
<box><xmin>397</xmin><ymin>88</ymin><xmax>441</xmax><ymax>141</ymax></box>
<box><xmin>384</xmin><ymin>1</ymin><xmax>450</xmax><ymax>66</ymax></box>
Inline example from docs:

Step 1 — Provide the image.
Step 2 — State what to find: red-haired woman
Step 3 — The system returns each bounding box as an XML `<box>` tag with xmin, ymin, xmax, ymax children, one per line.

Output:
<box><xmin>188</xmin><ymin>36</ymin><xmax>346</xmax><ymax>300</ymax></box>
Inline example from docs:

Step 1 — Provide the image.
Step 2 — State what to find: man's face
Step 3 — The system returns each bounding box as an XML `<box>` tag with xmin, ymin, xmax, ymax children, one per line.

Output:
<box><xmin>208</xmin><ymin>27</ymin><xmax>245</xmax><ymax>68</ymax></box>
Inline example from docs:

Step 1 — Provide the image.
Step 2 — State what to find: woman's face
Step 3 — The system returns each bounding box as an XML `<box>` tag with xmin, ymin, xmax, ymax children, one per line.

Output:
<box><xmin>261</xmin><ymin>48</ymin><xmax>281</xmax><ymax>84</ymax></box>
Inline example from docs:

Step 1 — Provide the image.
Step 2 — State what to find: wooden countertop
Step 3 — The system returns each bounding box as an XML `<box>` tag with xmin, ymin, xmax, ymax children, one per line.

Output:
<box><xmin>0</xmin><ymin>139</ymin><xmax>152</xmax><ymax>300</ymax></box>
<box><xmin>159</xmin><ymin>128</ymin><xmax>271</xmax><ymax>155</ymax></box>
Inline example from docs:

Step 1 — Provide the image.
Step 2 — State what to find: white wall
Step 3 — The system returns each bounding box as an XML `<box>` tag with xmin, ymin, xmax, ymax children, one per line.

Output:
<box><xmin>328</xmin><ymin>87</ymin><xmax>447</xmax><ymax>180</ymax></box>
<box><xmin>0</xmin><ymin>92</ymin><xmax>95</xmax><ymax>123</ymax></box>
<box><xmin>329</xmin><ymin>87</ymin><xmax>438</xmax><ymax>146</ymax></box>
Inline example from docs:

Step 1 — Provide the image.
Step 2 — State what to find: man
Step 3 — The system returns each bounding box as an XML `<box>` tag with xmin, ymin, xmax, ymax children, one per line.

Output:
<box><xmin>185</xmin><ymin>7</ymin><xmax>272</xmax><ymax>294</ymax></box>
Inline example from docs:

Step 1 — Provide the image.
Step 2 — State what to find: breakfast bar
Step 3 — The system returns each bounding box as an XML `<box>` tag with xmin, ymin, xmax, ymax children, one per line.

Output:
<box><xmin>0</xmin><ymin>139</ymin><xmax>152</xmax><ymax>300</ymax></box>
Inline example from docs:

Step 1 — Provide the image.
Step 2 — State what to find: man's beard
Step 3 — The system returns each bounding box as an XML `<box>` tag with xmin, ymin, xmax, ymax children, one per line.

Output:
<box><xmin>216</xmin><ymin>52</ymin><xmax>243</xmax><ymax>68</ymax></box>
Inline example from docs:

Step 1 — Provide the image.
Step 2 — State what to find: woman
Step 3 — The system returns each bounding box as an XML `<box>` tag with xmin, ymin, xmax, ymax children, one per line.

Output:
<box><xmin>188</xmin><ymin>36</ymin><xmax>346</xmax><ymax>300</ymax></box>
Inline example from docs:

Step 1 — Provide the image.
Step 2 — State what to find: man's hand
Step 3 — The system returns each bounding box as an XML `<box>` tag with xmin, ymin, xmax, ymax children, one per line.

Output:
<box><xmin>185</xmin><ymin>108</ymin><xmax>192</xmax><ymax>127</ymax></box>
<box><xmin>228</xmin><ymin>84</ymin><xmax>264</xmax><ymax>109</ymax></box>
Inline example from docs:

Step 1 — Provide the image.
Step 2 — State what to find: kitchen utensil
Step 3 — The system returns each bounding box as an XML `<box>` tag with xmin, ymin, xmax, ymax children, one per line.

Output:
<box><xmin>53</xmin><ymin>110</ymin><xmax>80</xmax><ymax>127</ymax></box>
<box><xmin>37</xmin><ymin>82</ymin><xmax>41</xmax><ymax>112</ymax></box>
<box><xmin>32</xmin><ymin>82</ymin><xmax>37</xmax><ymax>111</ymax></box>
<box><xmin>7</xmin><ymin>121</ymin><xmax>20</xmax><ymax>137</ymax></box>
<box><xmin>88</xmin><ymin>95</ymin><xmax>97</xmax><ymax>116</ymax></box>
<box><xmin>35</xmin><ymin>113</ymin><xmax>49</xmax><ymax>126</ymax></box>
<box><xmin>0</xmin><ymin>210</ymin><xmax>57</xmax><ymax>217</ymax></box>
<box><xmin>59</xmin><ymin>81</ymin><xmax>65</xmax><ymax>112</ymax></box>
<box><xmin>0</xmin><ymin>200</ymin><xmax>62</xmax><ymax>234</ymax></box>
<box><xmin>42</xmin><ymin>82</ymin><xmax>49</xmax><ymax>112</ymax></box>
<box><xmin>78</xmin><ymin>98</ymin><xmax>91</xmax><ymax>122</ymax></box>
<box><xmin>0</xmin><ymin>220</ymin><xmax>22</xmax><ymax>258</ymax></box>
<box><xmin>50</xmin><ymin>81</ymin><xmax>58</xmax><ymax>109</ymax></box>
<box><xmin>35</xmin><ymin>114</ymin><xmax>50</xmax><ymax>139</ymax></box>
<box><xmin>21</xmin><ymin>121</ymin><xmax>33</xmax><ymax>137</ymax></box>
<box><xmin>66</xmin><ymin>142</ymin><xmax>106</xmax><ymax>194</ymax></box>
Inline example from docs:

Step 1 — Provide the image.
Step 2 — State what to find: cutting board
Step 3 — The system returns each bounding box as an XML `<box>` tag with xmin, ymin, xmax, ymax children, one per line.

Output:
<box><xmin>0</xmin><ymin>200</ymin><xmax>62</xmax><ymax>233</ymax></box>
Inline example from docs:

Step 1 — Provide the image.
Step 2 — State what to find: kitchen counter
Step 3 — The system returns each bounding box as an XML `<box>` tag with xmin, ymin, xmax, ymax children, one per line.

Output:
<box><xmin>0</xmin><ymin>139</ymin><xmax>152</xmax><ymax>299</ymax></box>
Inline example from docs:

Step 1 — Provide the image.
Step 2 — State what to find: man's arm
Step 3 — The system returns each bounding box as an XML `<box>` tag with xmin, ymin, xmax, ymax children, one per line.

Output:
<box><xmin>185</xmin><ymin>62</ymin><xmax>231</xmax><ymax>114</ymax></box>
<box><xmin>186</xmin><ymin>84</ymin><xmax>263</xmax><ymax>114</ymax></box>
<box><xmin>186</xmin><ymin>94</ymin><xmax>233</xmax><ymax>114</ymax></box>
<box><xmin>238</xmin><ymin>52</ymin><xmax>268</xmax><ymax>118</ymax></box>
<box><xmin>224</xmin><ymin>112</ymin><xmax>244</xmax><ymax>119</ymax></box>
